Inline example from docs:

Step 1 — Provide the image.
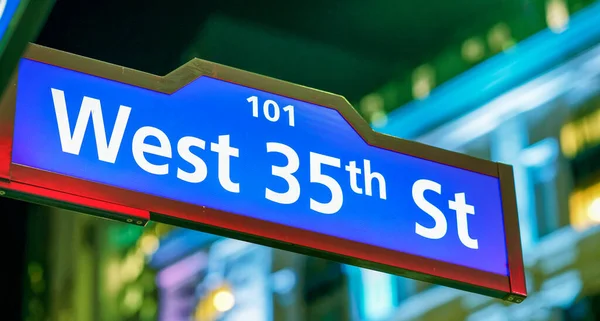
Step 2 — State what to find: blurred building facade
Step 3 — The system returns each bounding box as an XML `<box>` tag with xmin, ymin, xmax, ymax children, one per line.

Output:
<box><xmin>16</xmin><ymin>1</ymin><xmax>600</xmax><ymax>321</ymax></box>
<box><xmin>365</xmin><ymin>2</ymin><xmax>600</xmax><ymax>320</ymax></box>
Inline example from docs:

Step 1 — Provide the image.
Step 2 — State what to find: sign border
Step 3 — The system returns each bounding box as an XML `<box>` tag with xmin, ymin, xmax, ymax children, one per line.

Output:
<box><xmin>0</xmin><ymin>43</ymin><xmax>527</xmax><ymax>302</ymax></box>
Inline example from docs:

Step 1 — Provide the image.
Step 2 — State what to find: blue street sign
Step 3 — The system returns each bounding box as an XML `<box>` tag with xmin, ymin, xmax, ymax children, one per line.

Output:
<box><xmin>14</xmin><ymin>57</ymin><xmax>509</xmax><ymax>274</ymax></box>
<box><xmin>0</xmin><ymin>44</ymin><xmax>526</xmax><ymax>302</ymax></box>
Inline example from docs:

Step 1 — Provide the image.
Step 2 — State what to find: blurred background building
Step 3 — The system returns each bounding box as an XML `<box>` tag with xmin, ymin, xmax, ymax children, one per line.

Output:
<box><xmin>3</xmin><ymin>0</ymin><xmax>600</xmax><ymax>320</ymax></box>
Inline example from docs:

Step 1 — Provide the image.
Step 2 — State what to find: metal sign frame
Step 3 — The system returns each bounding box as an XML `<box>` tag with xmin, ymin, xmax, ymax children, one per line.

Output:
<box><xmin>0</xmin><ymin>44</ymin><xmax>527</xmax><ymax>302</ymax></box>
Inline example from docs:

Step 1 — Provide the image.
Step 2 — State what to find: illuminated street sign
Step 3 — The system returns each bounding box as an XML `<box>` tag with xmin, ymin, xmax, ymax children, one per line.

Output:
<box><xmin>0</xmin><ymin>0</ymin><xmax>54</xmax><ymax>96</ymax></box>
<box><xmin>0</xmin><ymin>44</ymin><xmax>526</xmax><ymax>302</ymax></box>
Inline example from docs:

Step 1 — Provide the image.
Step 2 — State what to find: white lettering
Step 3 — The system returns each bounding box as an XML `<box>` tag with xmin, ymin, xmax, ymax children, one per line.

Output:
<box><xmin>364</xmin><ymin>160</ymin><xmax>386</xmax><ymax>200</ymax></box>
<box><xmin>132</xmin><ymin>126</ymin><xmax>172</xmax><ymax>175</ymax></box>
<box><xmin>283</xmin><ymin>105</ymin><xmax>295</xmax><ymax>127</ymax></box>
<box><xmin>265</xmin><ymin>142</ymin><xmax>300</xmax><ymax>204</ymax></box>
<box><xmin>310</xmin><ymin>152</ymin><xmax>343</xmax><ymax>214</ymax></box>
<box><xmin>263</xmin><ymin>100</ymin><xmax>280</xmax><ymax>122</ymax></box>
<box><xmin>449</xmin><ymin>193</ymin><xmax>479</xmax><ymax>249</ymax></box>
<box><xmin>412</xmin><ymin>179</ymin><xmax>447</xmax><ymax>240</ymax></box>
<box><xmin>344</xmin><ymin>161</ymin><xmax>363</xmax><ymax>194</ymax></box>
<box><xmin>210</xmin><ymin>135</ymin><xmax>240</xmax><ymax>193</ymax></box>
<box><xmin>51</xmin><ymin>88</ymin><xmax>131</xmax><ymax>163</ymax></box>
<box><xmin>177</xmin><ymin>136</ymin><xmax>208</xmax><ymax>183</ymax></box>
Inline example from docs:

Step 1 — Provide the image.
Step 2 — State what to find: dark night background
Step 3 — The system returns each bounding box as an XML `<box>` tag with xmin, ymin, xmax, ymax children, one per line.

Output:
<box><xmin>33</xmin><ymin>0</ymin><xmax>535</xmax><ymax>102</ymax></box>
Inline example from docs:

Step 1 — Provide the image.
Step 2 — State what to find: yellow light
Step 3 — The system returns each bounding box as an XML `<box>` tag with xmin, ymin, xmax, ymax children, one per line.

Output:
<box><xmin>560</xmin><ymin>123</ymin><xmax>579</xmax><ymax>158</ymax></box>
<box><xmin>120</xmin><ymin>249</ymin><xmax>145</xmax><ymax>282</ymax></box>
<box><xmin>583</xmin><ymin>111</ymin><xmax>600</xmax><ymax>146</ymax></box>
<box><xmin>547</xmin><ymin>0</ymin><xmax>569</xmax><ymax>33</ymax></box>
<box><xmin>212</xmin><ymin>289</ymin><xmax>235</xmax><ymax>313</ymax></box>
<box><xmin>359</xmin><ymin>93</ymin><xmax>384</xmax><ymax>116</ymax></box>
<box><xmin>371</xmin><ymin>110</ymin><xmax>388</xmax><ymax>128</ymax></box>
<box><xmin>412</xmin><ymin>65</ymin><xmax>435</xmax><ymax>100</ymax></box>
<box><xmin>412</xmin><ymin>78</ymin><xmax>431</xmax><ymax>99</ymax></box>
<box><xmin>560</xmin><ymin>109</ymin><xmax>600</xmax><ymax>159</ymax></box>
<box><xmin>195</xmin><ymin>298</ymin><xmax>214</xmax><ymax>321</ymax></box>
<box><xmin>139</xmin><ymin>234</ymin><xmax>159</xmax><ymax>256</ymax></box>
<box><xmin>105</xmin><ymin>258</ymin><xmax>122</xmax><ymax>294</ymax></box>
<box><xmin>593</xmin><ymin>109</ymin><xmax>600</xmax><ymax>145</ymax></box>
<box><xmin>461</xmin><ymin>37</ymin><xmax>486</xmax><ymax>62</ymax></box>
<box><xmin>588</xmin><ymin>198</ymin><xmax>600</xmax><ymax>222</ymax></box>
<box><xmin>122</xmin><ymin>285</ymin><xmax>144</xmax><ymax>314</ymax></box>
<box><xmin>570</xmin><ymin>182</ymin><xmax>600</xmax><ymax>230</ymax></box>
<box><xmin>488</xmin><ymin>23</ymin><xmax>513</xmax><ymax>52</ymax></box>
<box><xmin>154</xmin><ymin>222</ymin><xmax>174</xmax><ymax>237</ymax></box>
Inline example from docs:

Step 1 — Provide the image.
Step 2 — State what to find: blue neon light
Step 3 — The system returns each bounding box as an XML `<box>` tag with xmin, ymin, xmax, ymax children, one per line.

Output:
<box><xmin>379</xmin><ymin>1</ymin><xmax>600</xmax><ymax>139</ymax></box>
<box><xmin>13</xmin><ymin>58</ymin><xmax>508</xmax><ymax>275</ymax></box>
<box><xmin>149</xmin><ymin>229</ymin><xmax>219</xmax><ymax>269</ymax></box>
<box><xmin>0</xmin><ymin>0</ymin><xmax>21</xmax><ymax>46</ymax></box>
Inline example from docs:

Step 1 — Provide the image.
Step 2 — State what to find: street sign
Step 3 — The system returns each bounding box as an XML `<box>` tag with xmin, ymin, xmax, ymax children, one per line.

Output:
<box><xmin>0</xmin><ymin>44</ymin><xmax>526</xmax><ymax>302</ymax></box>
<box><xmin>0</xmin><ymin>0</ymin><xmax>54</xmax><ymax>97</ymax></box>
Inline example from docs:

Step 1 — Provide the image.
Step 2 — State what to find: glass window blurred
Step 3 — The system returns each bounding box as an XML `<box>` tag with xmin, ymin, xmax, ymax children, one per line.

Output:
<box><xmin>561</xmin><ymin>97</ymin><xmax>600</xmax><ymax>231</ymax></box>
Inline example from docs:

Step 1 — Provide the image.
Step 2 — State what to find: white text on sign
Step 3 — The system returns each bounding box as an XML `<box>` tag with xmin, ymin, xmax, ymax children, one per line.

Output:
<box><xmin>50</xmin><ymin>88</ymin><xmax>479</xmax><ymax>240</ymax></box>
<box><xmin>50</xmin><ymin>89</ymin><xmax>388</xmax><ymax>216</ymax></box>
<box><xmin>412</xmin><ymin>179</ymin><xmax>479</xmax><ymax>249</ymax></box>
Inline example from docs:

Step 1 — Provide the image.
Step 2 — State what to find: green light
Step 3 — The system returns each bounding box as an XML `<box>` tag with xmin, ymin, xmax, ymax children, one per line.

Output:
<box><xmin>108</xmin><ymin>224</ymin><xmax>143</xmax><ymax>249</ymax></box>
